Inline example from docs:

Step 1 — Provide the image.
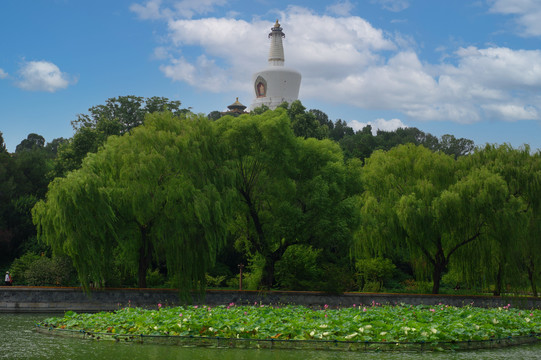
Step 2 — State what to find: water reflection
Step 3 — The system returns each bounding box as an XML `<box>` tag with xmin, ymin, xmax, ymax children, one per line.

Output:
<box><xmin>1</xmin><ymin>313</ymin><xmax>540</xmax><ymax>360</ymax></box>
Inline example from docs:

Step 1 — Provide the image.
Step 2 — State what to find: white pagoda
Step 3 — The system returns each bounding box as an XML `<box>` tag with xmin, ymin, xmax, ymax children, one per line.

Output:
<box><xmin>249</xmin><ymin>20</ymin><xmax>301</xmax><ymax>110</ymax></box>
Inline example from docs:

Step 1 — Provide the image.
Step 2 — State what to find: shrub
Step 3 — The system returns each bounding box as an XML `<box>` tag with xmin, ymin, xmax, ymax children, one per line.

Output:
<box><xmin>403</xmin><ymin>279</ymin><xmax>433</xmax><ymax>293</ymax></box>
<box><xmin>25</xmin><ymin>257</ymin><xmax>56</xmax><ymax>285</ymax></box>
<box><xmin>243</xmin><ymin>253</ymin><xmax>265</xmax><ymax>290</ymax></box>
<box><xmin>205</xmin><ymin>274</ymin><xmax>228</xmax><ymax>288</ymax></box>
<box><xmin>10</xmin><ymin>252</ymin><xmax>77</xmax><ymax>286</ymax></box>
<box><xmin>146</xmin><ymin>269</ymin><xmax>165</xmax><ymax>288</ymax></box>
<box><xmin>275</xmin><ymin>245</ymin><xmax>322</xmax><ymax>290</ymax></box>
<box><xmin>318</xmin><ymin>263</ymin><xmax>357</xmax><ymax>293</ymax></box>
<box><xmin>356</xmin><ymin>257</ymin><xmax>396</xmax><ymax>292</ymax></box>
<box><xmin>9</xmin><ymin>252</ymin><xmax>41</xmax><ymax>285</ymax></box>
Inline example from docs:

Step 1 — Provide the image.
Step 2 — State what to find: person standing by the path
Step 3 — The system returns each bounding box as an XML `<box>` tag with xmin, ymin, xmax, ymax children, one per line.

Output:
<box><xmin>4</xmin><ymin>271</ymin><xmax>12</xmax><ymax>286</ymax></box>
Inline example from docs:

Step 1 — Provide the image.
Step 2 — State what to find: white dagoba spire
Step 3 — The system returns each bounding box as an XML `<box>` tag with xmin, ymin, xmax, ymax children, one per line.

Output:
<box><xmin>268</xmin><ymin>20</ymin><xmax>285</xmax><ymax>66</ymax></box>
<box><xmin>249</xmin><ymin>20</ymin><xmax>301</xmax><ymax>110</ymax></box>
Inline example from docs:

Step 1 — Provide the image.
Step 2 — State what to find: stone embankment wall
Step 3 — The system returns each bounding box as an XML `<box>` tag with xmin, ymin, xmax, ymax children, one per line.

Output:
<box><xmin>1</xmin><ymin>286</ymin><xmax>540</xmax><ymax>313</ymax></box>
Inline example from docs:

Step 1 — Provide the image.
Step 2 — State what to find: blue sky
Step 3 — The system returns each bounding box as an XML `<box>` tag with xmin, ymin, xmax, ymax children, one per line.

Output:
<box><xmin>1</xmin><ymin>0</ymin><xmax>540</xmax><ymax>152</ymax></box>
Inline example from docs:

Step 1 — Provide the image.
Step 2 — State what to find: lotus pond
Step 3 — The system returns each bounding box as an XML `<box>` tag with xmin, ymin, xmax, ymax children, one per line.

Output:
<box><xmin>38</xmin><ymin>302</ymin><xmax>541</xmax><ymax>351</ymax></box>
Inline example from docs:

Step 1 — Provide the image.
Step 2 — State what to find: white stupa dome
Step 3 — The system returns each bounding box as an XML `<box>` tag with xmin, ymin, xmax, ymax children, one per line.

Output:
<box><xmin>249</xmin><ymin>20</ymin><xmax>301</xmax><ymax>110</ymax></box>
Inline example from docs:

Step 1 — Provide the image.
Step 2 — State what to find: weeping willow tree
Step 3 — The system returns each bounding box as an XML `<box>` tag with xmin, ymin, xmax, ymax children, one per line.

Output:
<box><xmin>523</xmin><ymin>210</ymin><xmax>541</xmax><ymax>296</ymax></box>
<box><xmin>356</xmin><ymin>144</ymin><xmax>512</xmax><ymax>294</ymax></box>
<box><xmin>451</xmin><ymin>144</ymin><xmax>541</xmax><ymax>296</ymax></box>
<box><xmin>33</xmin><ymin>112</ymin><xmax>234</xmax><ymax>294</ymax></box>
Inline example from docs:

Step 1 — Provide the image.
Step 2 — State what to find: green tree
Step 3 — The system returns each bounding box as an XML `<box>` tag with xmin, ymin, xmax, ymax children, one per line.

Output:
<box><xmin>338</xmin><ymin>126</ymin><xmax>467</xmax><ymax>163</ymax></box>
<box><xmin>250</xmin><ymin>104</ymin><xmax>270</xmax><ymax>115</ymax></box>
<box><xmin>215</xmin><ymin>109</ymin><xmax>361</xmax><ymax>289</ymax></box>
<box><xmin>308</xmin><ymin>109</ymin><xmax>333</xmax><ymax>128</ymax></box>
<box><xmin>53</xmin><ymin>96</ymin><xmax>184</xmax><ymax>177</ymax></box>
<box><xmin>2</xmin><ymin>135</ymin><xmax>56</xmax><ymax>263</ymax></box>
<box><xmin>0</xmin><ymin>132</ymin><xmax>6</xmax><ymax>154</ymax></box>
<box><xmin>339</xmin><ymin>125</ymin><xmax>376</xmax><ymax>161</ymax></box>
<box><xmin>71</xmin><ymin>95</ymin><xmax>183</xmax><ymax>133</ymax></box>
<box><xmin>53</xmin><ymin>127</ymin><xmax>102</xmax><ymax>176</ymax></box>
<box><xmin>15</xmin><ymin>133</ymin><xmax>45</xmax><ymax>153</ymax></box>
<box><xmin>0</xmin><ymin>133</ymin><xmax>16</xmax><ymax>266</ymax></box>
<box><xmin>355</xmin><ymin>257</ymin><xmax>396</xmax><ymax>292</ymax></box>
<box><xmin>207</xmin><ymin>110</ymin><xmax>223</xmax><ymax>121</ymax></box>
<box><xmin>455</xmin><ymin>144</ymin><xmax>541</xmax><ymax>295</ymax></box>
<box><xmin>437</xmin><ymin>134</ymin><xmax>475</xmax><ymax>159</ymax></box>
<box><xmin>330</xmin><ymin>119</ymin><xmax>354</xmax><ymax>142</ymax></box>
<box><xmin>523</xmin><ymin>209</ymin><xmax>541</xmax><ymax>296</ymax></box>
<box><xmin>33</xmin><ymin>112</ymin><xmax>233</xmax><ymax>294</ymax></box>
<box><xmin>44</xmin><ymin>138</ymin><xmax>68</xmax><ymax>156</ymax></box>
<box><xmin>287</xmin><ymin>100</ymin><xmax>328</xmax><ymax>139</ymax></box>
<box><xmin>356</xmin><ymin>144</ymin><xmax>511</xmax><ymax>294</ymax></box>
<box><xmin>275</xmin><ymin>244</ymin><xmax>322</xmax><ymax>290</ymax></box>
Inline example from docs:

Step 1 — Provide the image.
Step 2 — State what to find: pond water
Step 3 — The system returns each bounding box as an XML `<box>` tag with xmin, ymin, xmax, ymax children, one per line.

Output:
<box><xmin>1</xmin><ymin>313</ymin><xmax>540</xmax><ymax>360</ymax></box>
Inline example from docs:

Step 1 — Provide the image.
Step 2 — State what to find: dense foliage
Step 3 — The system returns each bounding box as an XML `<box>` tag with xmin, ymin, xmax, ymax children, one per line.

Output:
<box><xmin>214</xmin><ymin>109</ymin><xmax>361</xmax><ymax>290</ymax></box>
<box><xmin>1</xmin><ymin>96</ymin><xmax>540</xmax><ymax>297</ymax></box>
<box><xmin>41</xmin><ymin>303</ymin><xmax>541</xmax><ymax>344</ymax></box>
<box><xmin>355</xmin><ymin>144</ymin><xmax>532</xmax><ymax>294</ymax></box>
<box><xmin>33</xmin><ymin>112</ymin><xmax>234</xmax><ymax>293</ymax></box>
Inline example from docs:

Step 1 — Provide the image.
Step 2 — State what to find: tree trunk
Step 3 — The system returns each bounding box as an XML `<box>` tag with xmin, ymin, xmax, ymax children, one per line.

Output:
<box><xmin>527</xmin><ymin>260</ymin><xmax>538</xmax><ymax>297</ymax></box>
<box><xmin>431</xmin><ymin>247</ymin><xmax>447</xmax><ymax>294</ymax></box>
<box><xmin>261</xmin><ymin>257</ymin><xmax>275</xmax><ymax>289</ymax></box>
<box><xmin>240</xmin><ymin>188</ymin><xmax>275</xmax><ymax>289</ymax></box>
<box><xmin>431</xmin><ymin>263</ymin><xmax>445</xmax><ymax>294</ymax></box>
<box><xmin>138</xmin><ymin>225</ymin><xmax>152</xmax><ymax>288</ymax></box>
<box><xmin>261</xmin><ymin>244</ymin><xmax>289</xmax><ymax>289</ymax></box>
<box><xmin>493</xmin><ymin>264</ymin><xmax>502</xmax><ymax>296</ymax></box>
<box><xmin>242</xmin><ymin>190</ymin><xmax>265</xmax><ymax>252</ymax></box>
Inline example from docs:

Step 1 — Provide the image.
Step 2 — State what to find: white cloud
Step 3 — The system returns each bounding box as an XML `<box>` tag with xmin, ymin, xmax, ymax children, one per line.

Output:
<box><xmin>160</xmin><ymin>54</ymin><xmax>239</xmax><ymax>92</ymax></box>
<box><xmin>130</xmin><ymin>0</ymin><xmax>166</xmax><ymax>19</ymax></box>
<box><xmin>326</xmin><ymin>1</ymin><xmax>355</xmax><ymax>16</ymax></box>
<box><xmin>133</xmin><ymin>3</ymin><xmax>541</xmax><ymax>124</ymax></box>
<box><xmin>488</xmin><ymin>0</ymin><xmax>541</xmax><ymax>36</ymax></box>
<box><xmin>482</xmin><ymin>103</ymin><xmax>538</xmax><ymax>121</ymax></box>
<box><xmin>161</xmin><ymin>7</ymin><xmax>395</xmax><ymax>89</ymax></box>
<box><xmin>16</xmin><ymin>60</ymin><xmax>74</xmax><ymax>92</ymax></box>
<box><xmin>152</xmin><ymin>46</ymin><xmax>170</xmax><ymax>60</ymax></box>
<box><xmin>0</xmin><ymin>68</ymin><xmax>7</xmax><ymax>79</ymax></box>
<box><xmin>349</xmin><ymin>118</ymin><xmax>407</xmax><ymax>134</ymax></box>
<box><xmin>172</xmin><ymin>0</ymin><xmax>227</xmax><ymax>18</ymax></box>
<box><xmin>450</xmin><ymin>46</ymin><xmax>541</xmax><ymax>89</ymax></box>
<box><xmin>131</xmin><ymin>0</ymin><xmax>228</xmax><ymax>19</ymax></box>
<box><xmin>371</xmin><ymin>0</ymin><xmax>410</xmax><ymax>12</ymax></box>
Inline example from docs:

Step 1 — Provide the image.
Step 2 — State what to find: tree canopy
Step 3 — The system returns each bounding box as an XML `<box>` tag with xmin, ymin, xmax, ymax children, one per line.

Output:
<box><xmin>451</xmin><ymin>144</ymin><xmax>541</xmax><ymax>295</ymax></box>
<box><xmin>356</xmin><ymin>144</ymin><xmax>515</xmax><ymax>293</ymax></box>
<box><xmin>214</xmin><ymin>108</ymin><xmax>362</xmax><ymax>290</ymax></box>
<box><xmin>53</xmin><ymin>96</ymin><xmax>185</xmax><ymax>177</ymax></box>
<box><xmin>6</xmin><ymin>96</ymin><xmax>541</xmax><ymax>295</ymax></box>
<box><xmin>33</xmin><ymin>112</ymin><xmax>234</xmax><ymax>295</ymax></box>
